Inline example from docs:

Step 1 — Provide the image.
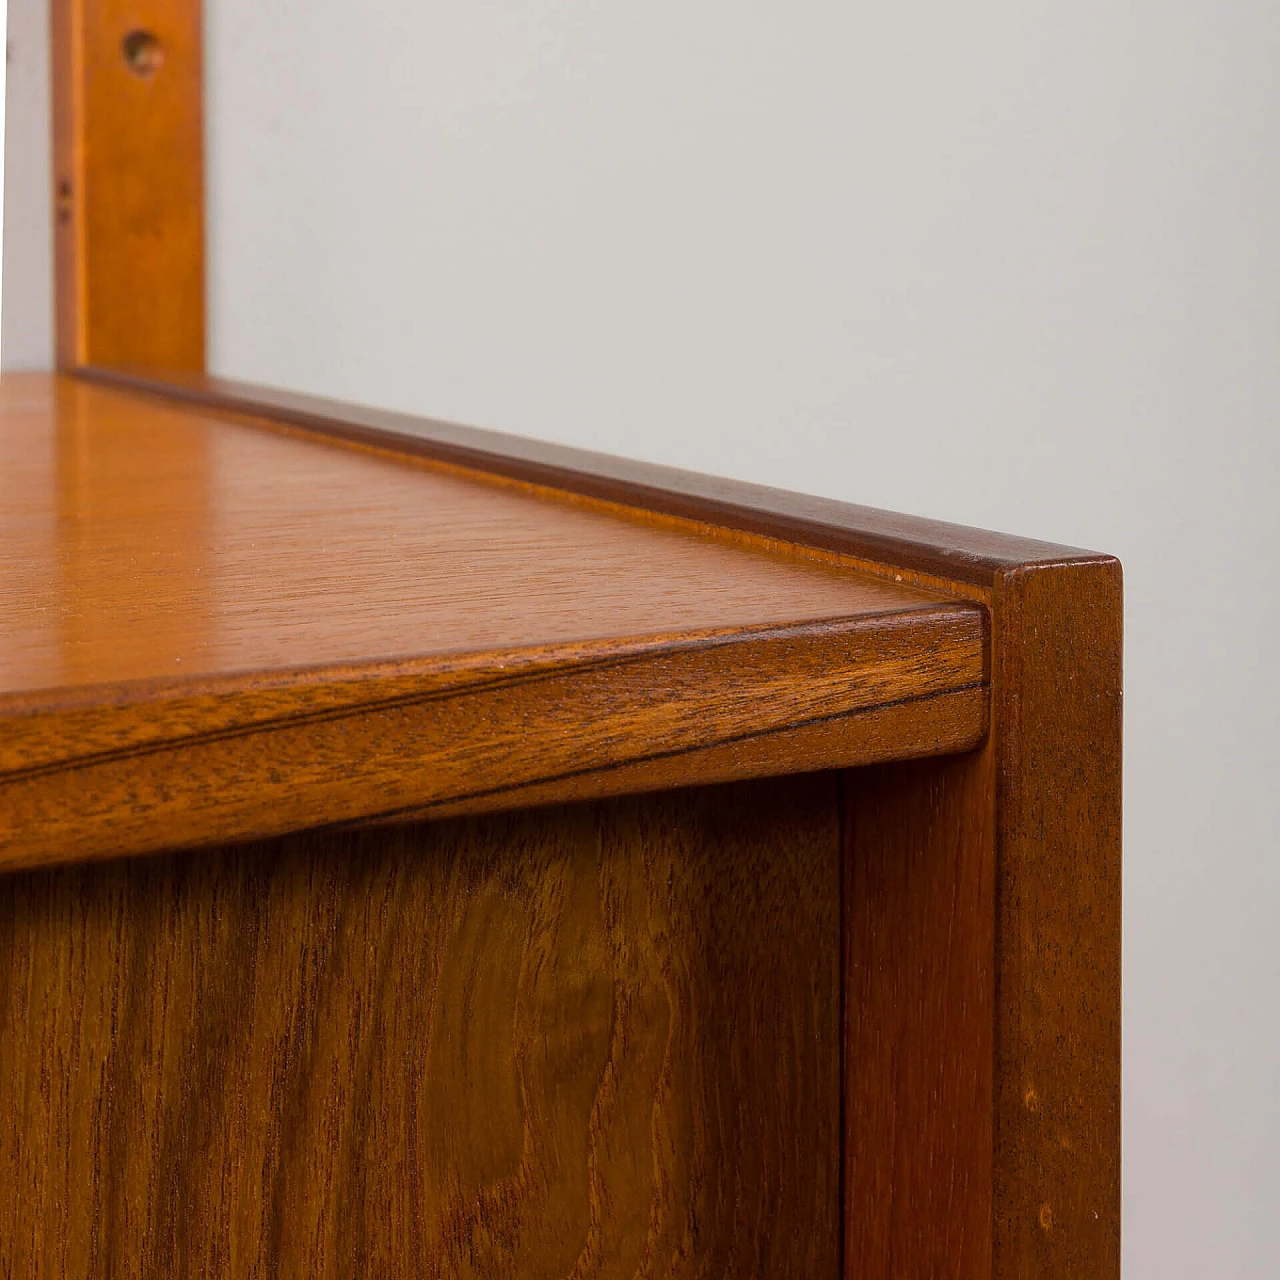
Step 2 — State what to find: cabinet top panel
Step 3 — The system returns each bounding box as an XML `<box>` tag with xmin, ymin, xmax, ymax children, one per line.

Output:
<box><xmin>0</xmin><ymin>373</ymin><xmax>988</xmax><ymax>869</ymax></box>
<box><xmin>3</xmin><ymin>374</ymin><xmax>963</xmax><ymax>695</ymax></box>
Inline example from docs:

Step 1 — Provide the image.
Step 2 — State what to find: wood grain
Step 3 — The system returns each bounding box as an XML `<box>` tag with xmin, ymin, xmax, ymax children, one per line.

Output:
<box><xmin>77</xmin><ymin>366</ymin><xmax>1102</xmax><ymax>589</ymax></box>
<box><xmin>52</xmin><ymin>1</ymin><xmax>205</xmax><ymax>370</ymax></box>
<box><xmin>0</xmin><ymin>373</ymin><xmax>987</xmax><ymax>870</ymax></box>
<box><xmin>0</xmin><ymin>776</ymin><xmax>841</xmax><ymax>1279</ymax></box>
<box><xmin>0</xmin><ymin>620</ymin><xmax>985</xmax><ymax>872</ymax></box>
<box><xmin>2</xmin><ymin>367</ymin><xmax>1118</xmax><ymax>1277</ymax></box>
<box><xmin>990</xmin><ymin>559</ymin><xmax>1122</xmax><ymax>1277</ymax></box>
<box><xmin>378</xmin><ymin>683</ymin><xmax>985</xmax><ymax>827</ymax></box>
<box><xmin>845</xmin><ymin>749</ymin><xmax>996</xmax><ymax>1279</ymax></box>
<box><xmin>844</xmin><ymin>558</ymin><xmax>1121</xmax><ymax>1280</ymax></box>
<box><xmin>0</xmin><ymin>374</ymin><xmax>969</xmax><ymax>692</ymax></box>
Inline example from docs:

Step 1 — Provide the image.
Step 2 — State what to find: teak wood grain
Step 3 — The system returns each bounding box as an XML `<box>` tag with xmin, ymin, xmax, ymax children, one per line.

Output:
<box><xmin>52</xmin><ymin>0</ymin><xmax>205</xmax><ymax>370</ymax></box>
<box><xmin>35</xmin><ymin>17</ymin><xmax>1121</xmax><ymax>1270</ymax></box>
<box><xmin>81</xmin><ymin>365</ymin><xmax>1097</xmax><ymax>589</ymax></box>
<box><xmin>81</xmin><ymin>374</ymin><xmax>1119</xmax><ymax>1279</ymax></box>
<box><xmin>20</xmin><ymin>0</ymin><xmax>1126</xmax><ymax>1264</ymax></box>
<box><xmin>845</xmin><ymin>560</ymin><xmax>1121</xmax><ymax>1280</ymax></box>
<box><xmin>0</xmin><ymin>374</ymin><xmax>987</xmax><ymax>869</ymax></box>
<box><xmin>2</xmin><ymin>362</ymin><xmax>1120</xmax><ymax>1277</ymax></box>
<box><xmin>0</xmin><ymin>778</ymin><xmax>841</xmax><ymax>1280</ymax></box>
<box><xmin>1</xmin><ymin>362</ymin><xmax>1119</xmax><ymax>1279</ymax></box>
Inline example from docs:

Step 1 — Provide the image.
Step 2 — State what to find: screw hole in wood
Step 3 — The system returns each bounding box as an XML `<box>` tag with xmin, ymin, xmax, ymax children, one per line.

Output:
<box><xmin>121</xmin><ymin>29</ymin><xmax>164</xmax><ymax>76</ymax></box>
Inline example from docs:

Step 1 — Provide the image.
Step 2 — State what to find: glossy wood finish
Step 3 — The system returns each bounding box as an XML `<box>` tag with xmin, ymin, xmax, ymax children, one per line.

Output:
<box><xmin>6</xmin><ymin>372</ymin><xmax>1119</xmax><ymax>1276</ymax></box>
<box><xmin>0</xmin><ymin>630</ymin><xmax>984</xmax><ymax>872</ymax></box>
<box><xmin>81</xmin><ymin>365</ymin><xmax>1095</xmax><ymax>589</ymax></box>
<box><xmin>845</xmin><ymin>749</ymin><xmax>996</xmax><ymax>1278</ymax></box>
<box><xmin>0</xmin><ymin>777</ymin><xmax>841</xmax><ymax>1279</ymax></box>
<box><xmin>845</xmin><ymin>560</ymin><xmax>1121</xmax><ymax>1279</ymax></box>
<box><xmin>991</xmin><ymin>561</ymin><xmax>1121</xmax><ymax>1276</ymax></box>
<box><xmin>52</xmin><ymin>1</ymin><xmax>204</xmax><ymax>370</ymax></box>
<box><xmin>0</xmin><ymin>375</ymin><xmax>977</xmax><ymax>693</ymax></box>
<box><xmin>0</xmin><ymin>374</ymin><xmax>988</xmax><ymax>869</ymax></box>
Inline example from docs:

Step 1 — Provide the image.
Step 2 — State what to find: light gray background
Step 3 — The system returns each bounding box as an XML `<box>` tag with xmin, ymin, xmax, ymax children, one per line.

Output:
<box><xmin>5</xmin><ymin>3</ymin><xmax>1279</xmax><ymax>1274</ymax></box>
<box><xmin>2</xmin><ymin>0</ymin><xmax>50</xmax><ymax>368</ymax></box>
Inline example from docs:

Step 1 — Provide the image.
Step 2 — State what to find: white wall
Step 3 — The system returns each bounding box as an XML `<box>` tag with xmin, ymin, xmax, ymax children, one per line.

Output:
<box><xmin>5</xmin><ymin>2</ymin><xmax>1279</xmax><ymax>1274</ymax></box>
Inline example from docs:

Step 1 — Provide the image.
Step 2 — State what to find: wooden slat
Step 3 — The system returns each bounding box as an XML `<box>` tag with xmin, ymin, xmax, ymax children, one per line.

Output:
<box><xmin>844</xmin><ymin>559</ymin><xmax>1121</xmax><ymax>1280</ymax></box>
<box><xmin>52</xmin><ymin>0</ymin><xmax>204</xmax><ymax>370</ymax></box>
<box><xmin>990</xmin><ymin>561</ymin><xmax>1122</xmax><ymax>1276</ymax></box>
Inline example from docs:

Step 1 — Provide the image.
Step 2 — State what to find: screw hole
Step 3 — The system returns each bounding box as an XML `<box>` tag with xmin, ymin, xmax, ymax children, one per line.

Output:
<box><xmin>122</xmin><ymin>29</ymin><xmax>163</xmax><ymax>76</ymax></box>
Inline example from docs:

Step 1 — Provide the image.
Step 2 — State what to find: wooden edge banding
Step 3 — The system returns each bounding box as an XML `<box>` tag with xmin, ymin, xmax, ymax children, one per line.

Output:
<box><xmin>0</xmin><ymin>615</ymin><xmax>988</xmax><ymax>871</ymax></box>
<box><xmin>0</xmin><ymin>609</ymin><xmax>981</xmax><ymax>779</ymax></box>
<box><xmin>366</xmin><ymin>686</ymin><xmax>987</xmax><ymax>827</ymax></box>
<box><xmin>75</xmin><ymin>367</ymin><xmax>1103</xmax><ymax>588</ymax></box>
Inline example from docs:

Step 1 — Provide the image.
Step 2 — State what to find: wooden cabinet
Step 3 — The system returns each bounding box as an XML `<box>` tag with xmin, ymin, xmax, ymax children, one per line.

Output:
<box><xmin>0</xmin><ymin>373</ymin><xmax>1119</xmax><ymax>1278</ymax></box>
<box><xmin>5</xmin><ymin>4</ymin><xmax>1120</xmax><ymax>1272</ymax></box>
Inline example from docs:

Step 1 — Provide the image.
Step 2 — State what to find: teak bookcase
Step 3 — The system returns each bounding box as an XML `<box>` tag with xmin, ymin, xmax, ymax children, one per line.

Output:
<box><xmin>2</xmin><ymin>4</ymin><xmax>1120</xmax><ymax>1277</ymax></box>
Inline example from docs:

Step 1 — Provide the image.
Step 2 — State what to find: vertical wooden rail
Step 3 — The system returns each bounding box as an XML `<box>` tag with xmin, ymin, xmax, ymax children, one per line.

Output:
<box><xmin>845</xmin><ymin>557</ymin><xmax>1122</xmax><ymax>1279</ymax></box>
<box><xmin>51</xmin><ymin>0</ymin><xmax>205</xmax><ymax>371</ymax></box>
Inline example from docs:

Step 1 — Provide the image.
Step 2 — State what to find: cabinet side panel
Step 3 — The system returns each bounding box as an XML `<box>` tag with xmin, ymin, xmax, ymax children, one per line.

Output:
<box><xmin>844</xmin><ymin>558</ymin><xmax>1121</xmax><ymax>1280</ymax></box>
<box><xmin>844</xmin><ymin>749</ymin><xmax>997</xmax><ymax>1279</ymax></box>
<box><xmin>992</xmin><ymin>561</ymin><xmax>1122</xmax><ymax>1277</ymax></box>
<box><xmin>0</xmin><ymin>775</ymin><xmax>839</xmax><ymax>1279</ymax></box>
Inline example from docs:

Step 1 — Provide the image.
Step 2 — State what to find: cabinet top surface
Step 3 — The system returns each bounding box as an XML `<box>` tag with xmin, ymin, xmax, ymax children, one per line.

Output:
<box><xmin>1</xmin><ymin>373</ymin><xmax>959</xmax><ymax>701</ymax></box>
<box><xmin>0</xmin><ymin>373</ymin><xmax>991</xmax><ymax>869</ymax></box>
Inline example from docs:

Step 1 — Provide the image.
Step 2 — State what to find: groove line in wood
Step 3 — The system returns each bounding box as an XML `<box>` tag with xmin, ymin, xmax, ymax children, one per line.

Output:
<box><xmin>348</xmin><ymin>682</ymin><xmax>987</xmax><ymax>827</ymax></box>
<box><xmin>1</xmin><ymin>608</ymin><xmax>983</xmax><ymax>782</ymax></box>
